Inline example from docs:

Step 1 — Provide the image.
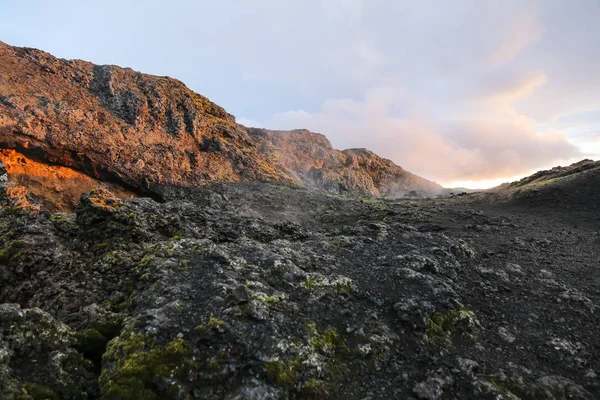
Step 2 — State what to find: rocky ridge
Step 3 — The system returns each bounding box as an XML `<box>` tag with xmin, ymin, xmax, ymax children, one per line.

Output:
<box><xmin>248</xmin><ymin>128</ymin><xmax>441</xmax><ymax>197</ymax></box>
<box><xmin>0</xmin><ymin>40</ymin><xmax>440</xmax><ymax>209</ymax></box>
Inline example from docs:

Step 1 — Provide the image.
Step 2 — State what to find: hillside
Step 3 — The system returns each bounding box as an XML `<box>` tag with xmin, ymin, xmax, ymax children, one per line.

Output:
<box><xmin>505</xmin><ymin>159</ymin><xmax>600</xmax><ymax>211</ymax></box>
<box><xmin>0</xmin><ymin>41</ymin><xmax>440</xmax><ymax>211</ymax></box>
<box><xmin>455</xmin><ymin>159</ymin><xmax>600</xmax><ymax>215</ymax></box>
<box><xmin>248</xmin><ymin>128</ymin><xmax>441</xmax><ymax>197</ymax></box>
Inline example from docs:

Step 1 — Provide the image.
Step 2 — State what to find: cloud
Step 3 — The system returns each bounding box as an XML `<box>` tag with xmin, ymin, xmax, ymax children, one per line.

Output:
<box><xmin>487</xmin><ymin>10</ymin><xmax>545</xmax><ymax>66</ymax></box>
<box><xmin>475</xmin><ymin>70</ymin><xmax>548</xmax><ymax>103</ymax></box>
<box><xmin>237</xmin><ymin>117</ymin><xmax>264</xmax><ymax>128</ymax></box>
<box><xmin>269</xmin><ymin>85</ymin><xmax>580</xmax><ymax>184</ymax></box>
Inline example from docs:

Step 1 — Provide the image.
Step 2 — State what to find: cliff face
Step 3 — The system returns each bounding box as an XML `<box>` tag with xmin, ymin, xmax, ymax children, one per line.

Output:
<box><xmin>0</xmin><ymin>41</ymin><xmax>440</xmax><ymax>210</ymax></box>
<box><xmin>0</xmin><ymin>41</ymin><xmax>286</xmax><ymax>193</ymax></box>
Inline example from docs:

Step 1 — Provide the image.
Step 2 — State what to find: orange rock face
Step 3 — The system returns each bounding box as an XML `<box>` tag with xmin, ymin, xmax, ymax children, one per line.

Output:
<box><xmin>0</xmin><ymin>149</ymin><xmax>134</xmax><ymax>212</ymax></box>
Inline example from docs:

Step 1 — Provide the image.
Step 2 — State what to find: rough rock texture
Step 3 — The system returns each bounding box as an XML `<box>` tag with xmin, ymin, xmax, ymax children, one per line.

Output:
<box><xmin>0</xmin><ymin>169</ymin><xmax>598</xmax><ymax>399</ymax></box>
<box><xmin>0</xmin><ymin>149</ymin><xmax>135</xmax><ymax>212</ymax></box>
<box><xmin>248</xmin><ymin>129</ymin><xmax>441</xmax><ymax>197</ymax></box>
<box><xmin>0</xmin><ymin>41</ymin><xmax>440</xmax><ymax>204</ymax></box>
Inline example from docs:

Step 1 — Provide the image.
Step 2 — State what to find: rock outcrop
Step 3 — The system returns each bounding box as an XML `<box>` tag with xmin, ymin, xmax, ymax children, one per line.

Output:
<box><xmin>0</xmin><ymin>41</ymin><xmax>286</xmax><ymax>196</ymax></box>
<box><xmin>0</xmin><ymin>40</ymin><xmax>440</xmax><ymax>210</ymax></box>
<box><xmin>460</xmin><ymin>159</ymin><xmax>600</xmax><ymax>213</ymax></box>
<box><xmin>0</xmin><ymin>149</ymin><xmax>135</xmax><ymax>212</ymax></box>
<box><xmin>248</xmin><ymin>128</ymin><xmax>441</xmax><ymax>196</ymax></box>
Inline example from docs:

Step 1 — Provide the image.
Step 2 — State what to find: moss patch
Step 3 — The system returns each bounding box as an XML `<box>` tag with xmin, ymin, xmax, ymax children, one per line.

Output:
<box><xmin>302</xmin><ymin>274</ymin><xmax>354</xmax><ymax>293</ymax></box>
<box><xmin>99</xmin><ymin>330</ymin><xmax>192</xmax><ymax>400</ymax></box>
<box><xmin>426</xmin><ymin>307</ymin><xmax>478</xmax><ymax>342</ymax></box>
<box><xmin>22</xmin><ymin>383</ymin><xmax>58</xmax><ymax>400</ymax></box>
<box><xmin>265</xmin><ymin>359</ymin><xmax>301</xmax><ymax>390</ymax></box>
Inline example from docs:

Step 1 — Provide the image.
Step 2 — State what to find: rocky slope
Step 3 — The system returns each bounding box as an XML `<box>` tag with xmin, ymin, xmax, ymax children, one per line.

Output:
<box><xmin>457</xmin><ymin>159</ymin><xmax>600</xmax><ymax>215</ymax></box>
<box><xmin>0</xmin><ymin>41</ymin><xmax>440</xmax><ymax>208</ymax></box>
<box><xmin>248</xmin><ymin>128</ymin><xmax>441</xmax><ymax>197</ymax></box>
<box><xmin>504</xmin><ymin>159</ymin><xmax>600</xmax><ymax>212</ymax></box>
<box><xmin>0</xmin><ymin>157</ymin><xmax>599</xmax><ymax>399</ymax></box>
<box><xmin>0</xmin><ymin>149</ymin><xmax>135</xmax><ymax>212</ymax></box>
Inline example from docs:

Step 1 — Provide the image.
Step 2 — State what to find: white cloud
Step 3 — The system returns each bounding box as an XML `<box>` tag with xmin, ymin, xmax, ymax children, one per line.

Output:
<box><xmin>268</xmin><ymin>82</ymin><xmax>580</xmax><ymax>184</ymax></box>
<box><xmin>237</xmin><ymin>117</ymin><xmax>264</xmax><ymax>128</ymax></box>
<box><xmin>487</xmin><ymin>10</ymin><xmax>545</xmax><ymax>66</ymax></box>
<box><xmin>475</xmin><ymin>70</ymin><xmax>548</xmax><ymax>103</ymax></box>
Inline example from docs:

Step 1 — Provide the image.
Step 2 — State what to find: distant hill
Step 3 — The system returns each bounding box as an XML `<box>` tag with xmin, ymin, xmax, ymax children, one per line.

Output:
<box><xmin>455</xmin><ymin>159</ymin><xmax>600</xmax><ymax>212</ymax></box>
<box><xmin>503</xmin><ymin>159</ymin><xmax>600</xmax><ymax>211</ymax></box>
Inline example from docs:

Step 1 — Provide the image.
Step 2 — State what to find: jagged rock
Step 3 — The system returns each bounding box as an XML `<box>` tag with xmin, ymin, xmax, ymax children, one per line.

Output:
<box><xmin>0</xmin><ymin>304</ymin><xmax>96</xmax><ymax>399</ymax></box>
<box><xmin>0</xmin><ymin>181</ymin><xmax>595</xmax><ymax>399</ymax></box>
<box><xmin>0</xmin><ymin>40</ymin><xmax>441</xmax><ymax>211</ymax></box>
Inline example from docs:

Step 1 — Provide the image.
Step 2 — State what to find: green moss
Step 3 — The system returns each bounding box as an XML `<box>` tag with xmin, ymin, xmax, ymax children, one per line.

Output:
<box><xmin>50</xmin><ymin>214</ymin><xmax>69</xmax><ymax>223</ymax></box>
<box><xmin>90</xmin><ymin>313</ymin><xmax>124</xmax><ymax>340</ymax></box>
<box><xmin>140</xmin><ymin>273</ymin><xmax>151</xmax><ymax>281</ymax></box>
<box><xmin>93</xmin><ymin>242</ymin><xmax>111</xmax><ymax>251</ymax></box>
<box><xmin>126</xmin><ymin>291</ymin><xmax>137</xmax><ymax>309</ymax></box>
<box><xmin>207</xmin><ymin>316</ymin><xmax>226</xmax><ymax>329</ymax></box>
<box><xmin>0</xmin><ymin>239</ymin><xmax>25</xmax><ymax>263</ymax></box>
<box><xmin>76</xmin><ymin>329</ymin><xmax>108</xmax><ymax>368</ymax></box>
<box><xmin>103</xmin><ymin>293</ymin><xmax>132</xmax><ymax>313</ymax></box>
<box><xmin>0</xmin><ymin>248</ymin><xmax>8</xmax><ymax>262</ymax></box>
<box><xmin>426</xmin><ymin>308</ymin><xmax>477</xmax><ymax>342</ymax></box>
<box><xmin>301</xmin><ymin>378</ymin><xmax>329</xmax><ymax>396</ymax></box>
<box><xmin>2</xmin><ymin>206</ymin><xmax>23</xmax><ymax>216</ymax></box>
<box><xmin>265</xmin><ymin>324</ymin><xmax>356</xmax><ymax>395</ymax></box>
<box><xmin>138</xmin><ymin>255</ymin><xmax>153</xmax><ymax>267</ymax></box>
<box><xmin>302</xmin><ymin>276</ymin><xmax>319</xmax><ymax>290</ymax></box>
<box><xmin>193</xmin><ymin>325</ymin><xmax>207</xmax><ymax>335</ymax></box>
<box><xmin>362</xmin><ymin>198</ymin><xmax>381</xmax><ymax>204</ymax></box>
<box><xmin>100</xmin><ymin>331</ymin><xmax>192</xmax><ymax>400</ymax></box>
<box><xmin>265</xmin><ymin>359</ymin><xmax>301</xmax><ymax>389</ymax></box>
<box><xmin>334</xmin><ymin>281</ymin><xmax>351</xmax><ymax>292</ymax></box>
<box><xmin>0</xmin><ymin>231</ymin><xmax>14</xmax><ymax>241</ymax></box>
<box><xmin>205</xmin><ymin>350</ymin><xmax>230</xmax><ymax>372</ymax></box>
<box><xmin>22</xmin><ymin>382</ymin><xmax>58</xmax><ymax>400</ymax></box>
<box><xmin>252</xmin><ymin>292</ymin><xmax>281</xmax><ymax>306</ymax></box>
<box><xmin>308</xmin><ymin>324</ymin><xmax>347</xmax><ymax>355</ymax></box>
<box><xmin>302</xmin><ymin>275</ymin><xmax>353</xmax><ymax>293</ymax></box>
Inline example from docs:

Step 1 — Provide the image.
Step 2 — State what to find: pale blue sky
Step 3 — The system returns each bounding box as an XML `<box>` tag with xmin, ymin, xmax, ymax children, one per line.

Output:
<box><xmin>1</xmin><ymin>0</ymin><xmax>599</xmax><ymax>186</ymax></box>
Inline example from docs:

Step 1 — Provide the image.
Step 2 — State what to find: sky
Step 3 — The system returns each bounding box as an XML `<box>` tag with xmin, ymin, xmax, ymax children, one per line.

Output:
<box><xmin>1</xmin><ymin>0</ymin><xmax>599</xmax><ymax>188</ymax></box>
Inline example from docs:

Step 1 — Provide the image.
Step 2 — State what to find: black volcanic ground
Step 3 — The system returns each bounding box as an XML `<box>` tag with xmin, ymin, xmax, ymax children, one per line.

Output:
<box><xmin>0</xmin><ymin>163</ymin><xmax>599</xmax><ymax>399</ymax></box>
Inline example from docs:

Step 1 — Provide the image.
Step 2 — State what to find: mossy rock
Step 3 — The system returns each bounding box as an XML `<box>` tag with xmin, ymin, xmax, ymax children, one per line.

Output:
<box><xmin>426</xmin><ymin>307</ymin><xmax>479</xmax><ymax>342</ymax></box>
<box><xmin>99</xmin><ymin>329</ymin><xmax>193</xmax><ymax>400</ymax></box>
<box><xmin>21</xmin><ymin>382</ymin><xmax>59</xmax><ymax>400</ymax></box>
<box><xmin>265</xmin><ymin>359</ymin><xmax>301</xmax><ymax>390</ymax></box>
